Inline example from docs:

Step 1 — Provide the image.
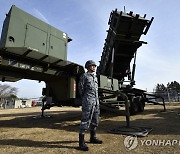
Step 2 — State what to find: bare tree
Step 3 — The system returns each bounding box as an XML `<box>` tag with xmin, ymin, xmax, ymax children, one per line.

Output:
<box><xmin>0</xmin><ymin>84</ymin><xmax>18</xmax><ymax>98</ymax></box>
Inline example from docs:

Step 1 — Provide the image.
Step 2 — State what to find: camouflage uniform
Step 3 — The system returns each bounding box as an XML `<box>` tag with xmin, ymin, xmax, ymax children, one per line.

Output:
<box><xmin>78</xmin><ymin>72</ymin><xmax>100</xmax><ymax>134</ymax></box>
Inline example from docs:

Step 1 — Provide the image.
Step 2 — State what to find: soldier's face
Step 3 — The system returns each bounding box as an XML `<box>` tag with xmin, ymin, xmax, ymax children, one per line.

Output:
<box><xmin>88</xmin><ymin>65</ymin><xmax>96</xmax><ymax>73</ymax></box>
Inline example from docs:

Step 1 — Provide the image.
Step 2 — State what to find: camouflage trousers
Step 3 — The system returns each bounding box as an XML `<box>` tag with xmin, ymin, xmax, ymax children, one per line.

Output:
<box><xmin>79</xmin><ymin>102</ymin><xmax>100</xmax><ymax>134</ymax></box>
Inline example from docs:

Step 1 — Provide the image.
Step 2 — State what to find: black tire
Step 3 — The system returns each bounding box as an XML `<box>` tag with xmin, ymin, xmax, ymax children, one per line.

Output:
<box><xmin>138</xmin><ymin>101</ymin><xmax>145</xmax><ymax>112</ymax></box>
<box><xmin>130</xmin><ymin>101</ymin><xmax>138</xmax><ymax>115</ymax></box>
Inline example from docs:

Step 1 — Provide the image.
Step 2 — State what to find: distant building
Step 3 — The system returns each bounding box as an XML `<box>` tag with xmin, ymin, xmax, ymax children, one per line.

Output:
<box><xmin>14</xmin><ymin>99</ymin><xmax>32</xmax><ymax>108</ymax></box>
<box><xmin>0</xmin><ymin>98</ymin><xmax>32</xmax><ymax>109</ymax></box>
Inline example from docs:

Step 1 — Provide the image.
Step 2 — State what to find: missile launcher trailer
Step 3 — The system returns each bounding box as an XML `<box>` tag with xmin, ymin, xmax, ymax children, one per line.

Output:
<box><xmin>0</xmin><ymin>5</ymin><xmax>84</xmax><ymax>107</ymax></box>
<box><xmin>98</xmin><ymin>9</ymin><xmax>165</xmax><ymax>115</ymax></box>
<box><xmin>0</xmin><ymin>6</ymin><xmax>165</xmax><ymax>119</ymax></box>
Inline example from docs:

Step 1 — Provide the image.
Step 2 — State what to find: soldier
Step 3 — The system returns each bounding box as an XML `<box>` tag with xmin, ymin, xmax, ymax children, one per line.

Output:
<box><xmin>78</xmin><ymin>60</ymin><xmax>102</xmax><ymax>151</ymax></box>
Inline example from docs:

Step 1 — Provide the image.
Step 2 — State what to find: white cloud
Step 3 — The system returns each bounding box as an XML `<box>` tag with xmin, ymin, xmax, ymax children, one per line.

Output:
<box><xmin>33</xmin><ymin>8</ymin><xmax>49</xmax><ymax>24</ymax></box>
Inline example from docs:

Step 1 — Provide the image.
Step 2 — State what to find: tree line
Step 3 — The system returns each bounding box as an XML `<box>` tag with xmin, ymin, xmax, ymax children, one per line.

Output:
<box><xmin>155</xmin><ymin>81</ymin><xmax>180</xmax><ymax>102</ymax></box>
<box><xmin>155</xmin><ymin>81</ymin><xmax>180</xmax><ymax>92</ymax></box>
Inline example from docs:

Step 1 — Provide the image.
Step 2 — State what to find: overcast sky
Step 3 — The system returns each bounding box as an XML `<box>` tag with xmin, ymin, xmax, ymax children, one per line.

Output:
<box><xmin>0</xmin><ymin>0</ymin><xmax>180</xmax><ymax>98</ymax></box>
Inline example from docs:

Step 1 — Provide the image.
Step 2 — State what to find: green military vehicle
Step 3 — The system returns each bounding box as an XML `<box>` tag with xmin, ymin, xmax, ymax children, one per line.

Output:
<box><xmin>0</xmin><ymin>6</ymin><xmax>165</xmax><ymax>120</ymax></box>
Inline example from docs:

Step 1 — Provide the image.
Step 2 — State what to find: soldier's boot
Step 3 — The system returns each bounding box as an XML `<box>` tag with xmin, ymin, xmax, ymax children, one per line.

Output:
<box><xmin>90</xmin><ymin>129</ymin><xmax>103</xmax><ymax>144</ymax></box>
<box><xmin>79</xmin><ymin>134</ymin><xmax>89</xmax><ymax>151</ymax></box>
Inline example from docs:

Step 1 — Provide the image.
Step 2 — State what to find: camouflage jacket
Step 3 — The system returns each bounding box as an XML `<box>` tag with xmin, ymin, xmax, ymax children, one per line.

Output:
<box><xmin>78</xmin><ymin>72</ymin><xmax>99</xmax><ymax>105</ymax></box>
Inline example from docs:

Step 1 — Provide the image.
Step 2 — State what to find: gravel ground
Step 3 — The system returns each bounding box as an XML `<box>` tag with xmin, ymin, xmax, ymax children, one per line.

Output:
<box><xmin>0</xmin><ymin>103</ymin><xmax>180</xmax><ymax>154</ymax></box>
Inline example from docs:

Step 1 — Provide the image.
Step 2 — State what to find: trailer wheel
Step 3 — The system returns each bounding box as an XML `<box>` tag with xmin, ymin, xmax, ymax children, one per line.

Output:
<box><xmin>138</xmin><ymin>101</ymin><xmax>145</xmax><ymax>112</ymax></box>
<box><xmin>130</xmin><ymin>101</ymin><xmax>138</xmax><ymax>115</ymax></box>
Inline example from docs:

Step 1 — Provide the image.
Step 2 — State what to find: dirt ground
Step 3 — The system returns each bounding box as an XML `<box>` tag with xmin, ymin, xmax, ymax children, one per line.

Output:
<box><xmin>0</xmin><ymin>103</ymin><xmax>180</xmax><ymax>154</ymax></box>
